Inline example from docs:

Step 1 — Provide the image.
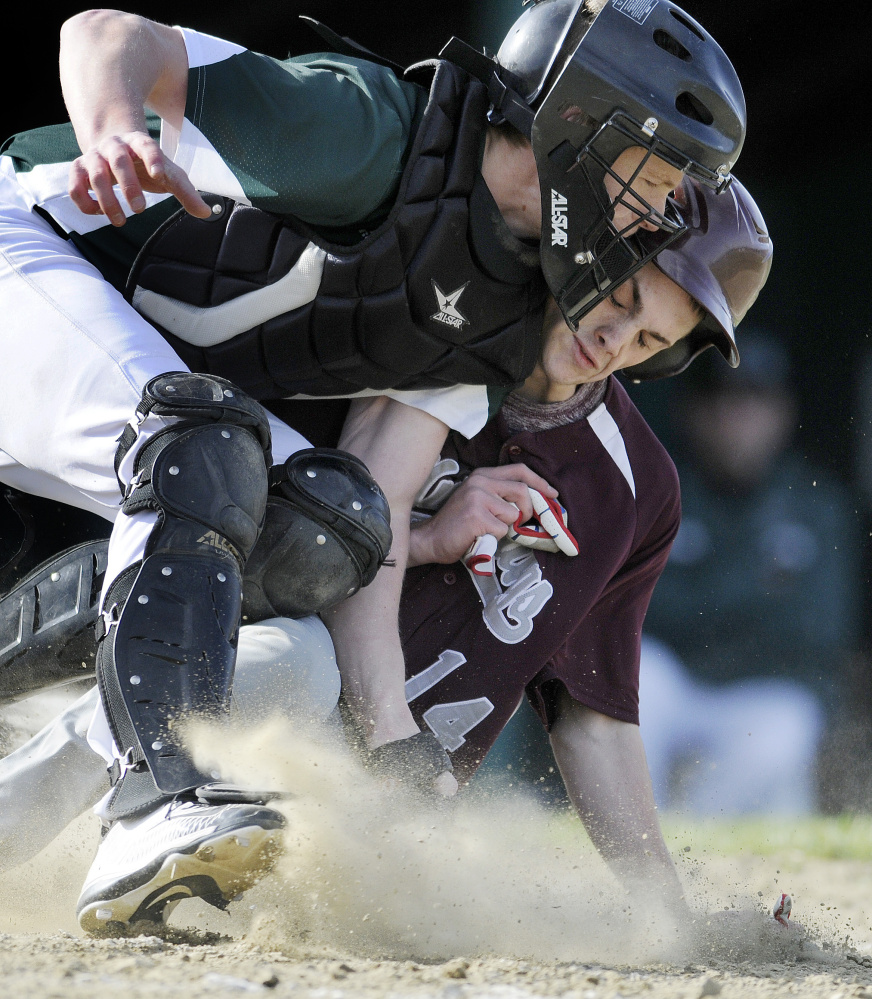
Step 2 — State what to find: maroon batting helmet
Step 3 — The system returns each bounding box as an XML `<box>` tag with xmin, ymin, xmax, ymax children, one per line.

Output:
<box><xmin>622</xmin><ymin>175</ymin><xmax>773</xmax><ymax>382</ymax></box>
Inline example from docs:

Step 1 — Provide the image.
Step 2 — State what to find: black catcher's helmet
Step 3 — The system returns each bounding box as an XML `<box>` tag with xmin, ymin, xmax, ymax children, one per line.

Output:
<box><xmin>473</xmin><ymin>0</ymin><xmax>746</xmax><ymax>328</ymax></box>
<box><xmin>623</xmin><ymin>174</ymin><xmax>773</xmax><ymax>382</ymax></box>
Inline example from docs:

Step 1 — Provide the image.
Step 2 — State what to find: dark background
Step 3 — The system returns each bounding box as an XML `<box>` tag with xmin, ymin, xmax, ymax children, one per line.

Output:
<box><xmin>5</xmin><ymin>0</ymin><xmax>870</xmax><ymax>557</ymax></box>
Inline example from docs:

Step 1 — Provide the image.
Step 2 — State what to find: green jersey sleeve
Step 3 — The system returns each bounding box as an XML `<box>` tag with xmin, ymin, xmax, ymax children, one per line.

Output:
<box><xmin>180</xmin><ymin>49</ymin><xmax>428</xmax><ymax>226</ymax></box>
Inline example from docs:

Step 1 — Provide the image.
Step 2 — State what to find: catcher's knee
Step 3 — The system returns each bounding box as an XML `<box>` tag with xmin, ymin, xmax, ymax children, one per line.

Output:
<box><xmin>233</xmin><ymin>616</ymin><xmax>341</xmax><ymax>723</ymax></box>
<box><xmin>242</xmin><ymin>448</ymin><xmax>392</xmax><ymax>620</ymax></box>
<box><xmin>118</xmin><ymin>372</ymin><xmax>272</xmax><ymax>563</ymax></box>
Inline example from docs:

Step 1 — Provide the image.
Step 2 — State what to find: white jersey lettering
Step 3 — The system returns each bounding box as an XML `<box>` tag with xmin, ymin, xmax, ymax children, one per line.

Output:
<box><xmin>405</xmin><ymin>650</ymin><xmax>494</xmax><ymax>751</ymax></box>
<box><xmin>405</xmin><ymin>649</ymin><xmax>467</xmax><ymax>702</ymax></box>
<box><xmin>468</xmin><ymin>541</ymin><xmax>553</xmax><ymax>644</ymax></box>
<box><xmin>423</xmin><ymin>698</ymin><xmax>494</xmax><ymax>752</ymax></box>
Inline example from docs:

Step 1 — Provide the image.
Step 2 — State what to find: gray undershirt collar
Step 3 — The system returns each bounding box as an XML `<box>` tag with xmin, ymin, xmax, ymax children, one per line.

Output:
<box><xmin>501</xmin><ymin>379</ymin><xmax>608</xmax><ymax>434</ymax></box>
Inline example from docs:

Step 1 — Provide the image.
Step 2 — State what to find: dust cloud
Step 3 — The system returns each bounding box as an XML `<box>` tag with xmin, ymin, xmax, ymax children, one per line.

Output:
<box><xmin>188</xmin><ymin>717</ymin><xmax>802</xmax><ymax>966</ymax></box>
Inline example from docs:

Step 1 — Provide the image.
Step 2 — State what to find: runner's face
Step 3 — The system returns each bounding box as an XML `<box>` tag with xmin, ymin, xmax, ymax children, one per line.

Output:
<box><xmin>604</xmin><ymin>147</ymin><xmax>684</xmax><ymax>234</ymax></box>
<box><xmin>526</xmin><ymin>264</ymin><xmax>700</xmax><ymax>402</ymax></box>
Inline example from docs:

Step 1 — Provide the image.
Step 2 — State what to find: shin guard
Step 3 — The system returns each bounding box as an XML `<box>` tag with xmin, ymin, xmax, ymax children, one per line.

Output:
<box><xmin>98</xmin><ymin>373</ymin><xmax>271</xmax><ymax>819</ymax></box>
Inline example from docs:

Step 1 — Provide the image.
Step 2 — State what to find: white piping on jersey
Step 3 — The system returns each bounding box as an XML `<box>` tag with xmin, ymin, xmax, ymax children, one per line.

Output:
<box><xmin>132</xmin><ymin>242</ymin><xmax>327</xmax><ymax>346</ymax></box>
<box><xmin>7</xmin><ymin>99</ymin><xmax>251</xmax><ymax>238</ymax></box>
<box><xmin>587</xmin><ymin>401</ymin><xmax>636</xmax><ymax>498</ymax></box>
<box><xmin>178</xmin><ymin>26</ymin><xmax>247</xmax><ymax>69</ymax></box>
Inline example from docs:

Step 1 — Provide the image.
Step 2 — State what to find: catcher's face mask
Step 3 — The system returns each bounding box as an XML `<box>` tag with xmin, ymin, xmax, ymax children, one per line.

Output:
<box><xmin>498</xmin><ymin>0</ymin><xmax>746</xmax><ymax>328</ymax></box>
<box><xmin>539</xmin><ymin>115</ymin><xmax>692</xmax><ymax>330</ymax></box>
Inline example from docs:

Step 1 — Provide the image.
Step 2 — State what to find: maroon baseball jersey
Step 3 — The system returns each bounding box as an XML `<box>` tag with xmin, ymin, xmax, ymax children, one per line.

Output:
<box><xmin>399</xmin><ymin>376</ymin><xmax>680</xmax><ymax>782</ymax></box>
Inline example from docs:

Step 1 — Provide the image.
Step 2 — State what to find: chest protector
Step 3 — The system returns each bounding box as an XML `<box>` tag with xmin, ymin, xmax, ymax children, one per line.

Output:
<box><xmin>126</xmin><ymin>61</ymin><xmax>546</xmax><ymax>400</ymax></box>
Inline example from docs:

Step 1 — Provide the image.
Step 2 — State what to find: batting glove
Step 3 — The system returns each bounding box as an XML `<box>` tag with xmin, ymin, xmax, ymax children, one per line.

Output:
<box><xmin>366</xmin><ymin>731</ymin><xmax>454</xmax><ymax>788</ymax></box>
<box><xmin>772</xmin><ymin>892</ymin><xmax>792</xmax><ymax>927</ymax></box>
<box><xmin>463</xmin><ymin>487</ymin><xmax>578</xmax><ymax>576</ymax></box>
<box><xmin>508</xmin><ymin>487</ymin><xmax>579</xmax><ymax>556</ymax></box>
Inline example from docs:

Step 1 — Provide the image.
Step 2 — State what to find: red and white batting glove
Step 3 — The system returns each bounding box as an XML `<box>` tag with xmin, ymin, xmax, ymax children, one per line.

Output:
<box><xmin>463</xmin><ymin>487</ymin><xmax>579</xmax><ymax>576</ymax></box>
<box><xmin>508</xmin><ymin>487</ymin><xmax>579</xmax><ymax>556</ymax></box>
<box><xmin>772</xmin><ymin>892</ymin><xmax>792</xmax><ymax>927</ymax></box>
<box><xmin>463</xmin><ymin>533</ymin><xmax>499</xmax><ymax>576</ymax></box>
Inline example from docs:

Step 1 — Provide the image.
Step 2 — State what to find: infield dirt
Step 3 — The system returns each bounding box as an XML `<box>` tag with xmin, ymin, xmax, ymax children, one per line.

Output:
<box><xmin>0</xmin><ymin>719</ymin><xmax>869</xmax><ymax>998</ymax></box>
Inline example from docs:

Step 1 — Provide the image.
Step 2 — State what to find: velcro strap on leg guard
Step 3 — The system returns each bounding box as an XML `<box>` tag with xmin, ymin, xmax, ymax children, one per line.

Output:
<box><xmin>244</xmin><ymin>449</ymin><xmax>392</xmax><ymax>619</ymax></box>
<box><xmin>195</xmin><ymin>782</ymin><xmax>287</xmax><ymax>806</ymax></box>
<box><xmin>115</xmin><ymin>372</ymin><xmax>272</xmax><ymax>490</ymax></box>
<box><xmin>104</xmin><ymin>760</ymin><xmax>175</xmax><ymax>821</ymax></box>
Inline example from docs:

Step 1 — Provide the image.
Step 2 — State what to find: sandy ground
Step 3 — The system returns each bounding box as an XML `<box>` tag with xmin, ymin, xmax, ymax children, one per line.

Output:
<box><xmin>1</xmin><ymin>718</ymin><xmax>870</xmax><ymax>998</ymax></box>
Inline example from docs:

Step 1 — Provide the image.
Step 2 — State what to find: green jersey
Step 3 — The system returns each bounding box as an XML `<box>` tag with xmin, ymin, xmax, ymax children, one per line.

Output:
<box><xmin>1</xmin><ymin>27</ymin><xmax>427</xmax><ymax>288</ymax></box>
<box><xmin>0</xmin><ymin>28</ymin><xmax>502</xmax><ymax>436</ymax></box>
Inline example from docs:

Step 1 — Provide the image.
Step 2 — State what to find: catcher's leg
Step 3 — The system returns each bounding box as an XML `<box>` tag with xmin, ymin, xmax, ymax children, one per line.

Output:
<box><xmin>95</xmin><ymin>371</ymin><xmax>273</xmax><ymax>820</ymax></box>
<box><xmin>0</xmin><ymin>616</ymin><xmax>341</xmax><ymax>877</ymax></box>
<box><xmin>243</xmin><ymin>448</ymin><xmax>392</xmax><ymax>620</ymax></box>
<box><xmin>77</xmin><ymin>372</ymin><xmax>294</xmax><ymax>932</ymax></box>
<box><xmin>0</xmin><ymin>684</ymin><xmax>106</xmax><ymax>873</ymax></box>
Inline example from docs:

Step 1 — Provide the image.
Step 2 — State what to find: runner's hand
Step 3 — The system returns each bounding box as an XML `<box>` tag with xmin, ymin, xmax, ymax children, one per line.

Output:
<box><xmin>410</xmin><ymin>464</ymin><xmax>558</xmax><ymax>567</ymax></box>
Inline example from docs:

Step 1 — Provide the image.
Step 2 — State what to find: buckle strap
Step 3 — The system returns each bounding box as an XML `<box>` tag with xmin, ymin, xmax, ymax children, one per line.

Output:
<box><xmin>107</xmin><ymin>746</ymin><xmax>146</xmax><ymax>787</ymax></box>
<box><xmin>439</xmin><ymin>37</ymin><xmax>534</xmax><ymax>138</ymax></box>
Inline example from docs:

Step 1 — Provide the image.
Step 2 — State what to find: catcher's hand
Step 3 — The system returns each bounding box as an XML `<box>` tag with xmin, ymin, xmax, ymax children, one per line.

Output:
<box><xmin>69</xmin><ymin>130</ymin><xmax>211</xmax><ymax>225</ymax></box>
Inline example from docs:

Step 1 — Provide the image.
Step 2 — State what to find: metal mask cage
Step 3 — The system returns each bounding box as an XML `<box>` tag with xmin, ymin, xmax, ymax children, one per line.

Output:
<box><xmin>551</xmin><ymin>115</ymin><xmax>692</xmax><ymax>328</ymax></box>
<box><xmin>600</xmin><ymin>112</ymin><xmax>735</xmax><ymax>195</ymax></box>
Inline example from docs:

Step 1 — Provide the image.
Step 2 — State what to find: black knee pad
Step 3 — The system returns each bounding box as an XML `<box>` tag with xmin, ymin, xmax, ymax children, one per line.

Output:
<box><xmin>242</xmin><ymin>449</ymin><xmax>392</xmax><ymax>620</ymax></box>
<box><xmin>115</xmin><ymin>371</ymin><xmax>272</xmax><ymax>480</ymax></box>
<box><xmin>120</xmin><ymin>372</ymin><xmax>272</xmax><ymax>563</ymax></box>
<box><xmin>125</xmin><ymin>421</ymin><xmax>269</xmax><ymax>563</ymax></box>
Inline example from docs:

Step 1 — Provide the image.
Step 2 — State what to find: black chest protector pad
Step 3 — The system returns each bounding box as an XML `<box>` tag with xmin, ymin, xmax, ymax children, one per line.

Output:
<box><xmin>126</xmin><ymin>61</ymin><xmax>546</xmax><ymax>401</ymax></box>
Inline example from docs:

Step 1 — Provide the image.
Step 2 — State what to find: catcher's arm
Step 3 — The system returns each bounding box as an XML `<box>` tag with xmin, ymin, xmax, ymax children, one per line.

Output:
<box><xmin>60</xmin><ymin>10</ymin><xmax>209</xmax><ymax>224</ymax></box>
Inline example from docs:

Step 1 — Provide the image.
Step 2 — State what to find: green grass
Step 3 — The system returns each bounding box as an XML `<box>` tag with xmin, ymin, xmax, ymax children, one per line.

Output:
<box><xmin>659</xmin><ymin>814</ymin><xmax>872</xmax><ymax>861</ymax></box>
<box><xmin>540</xmin><ymin>810</ymin><xmax>872</xmax><ymax>861</ymax></box>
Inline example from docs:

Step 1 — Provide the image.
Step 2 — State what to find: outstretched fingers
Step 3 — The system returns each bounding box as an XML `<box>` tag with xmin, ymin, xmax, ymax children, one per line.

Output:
<box><xmin>68</xmin><ymin>131</ymin><xmax>210</xmax><ymax>225</ymax></box>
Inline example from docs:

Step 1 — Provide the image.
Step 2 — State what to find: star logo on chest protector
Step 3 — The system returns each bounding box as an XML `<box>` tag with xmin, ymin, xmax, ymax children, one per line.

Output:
<box><xmin>430</xmin><ymin>280</ymin><xmax>470</xmax><ymax>329</ymax></box>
